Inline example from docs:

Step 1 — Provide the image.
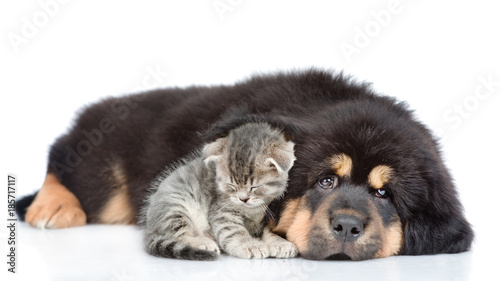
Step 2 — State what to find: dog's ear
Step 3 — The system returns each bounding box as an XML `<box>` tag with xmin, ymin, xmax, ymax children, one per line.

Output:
<box><xmin>265</xmin><ymin>141</ymin><xmax>296</xmax><ymax>174</ymax></box>
<box><xmin>202</xmin><ymin>137</ymin><xmax>227</xmax><ymax>165</ymax></box>
<box><xmin>200</xmin><ymin>106</ymin><xmax>300</xmax><ymax>143</ymax></box>
<box><xmin>200</xmin><ymin>105</ymin><xmax>254</xmax><ymax>141</ymax></box>
<box><xmin>399</xmin><ymin>157</ymin><xmax>474</xmax><ymax>255</ymax></box>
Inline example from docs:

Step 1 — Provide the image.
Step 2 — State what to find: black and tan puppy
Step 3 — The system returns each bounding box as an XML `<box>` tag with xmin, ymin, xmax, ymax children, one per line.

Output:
<box><xmin>17</xmin><ymin>69</ymin><xmax>473</xmax><ymax>260</ymax></box>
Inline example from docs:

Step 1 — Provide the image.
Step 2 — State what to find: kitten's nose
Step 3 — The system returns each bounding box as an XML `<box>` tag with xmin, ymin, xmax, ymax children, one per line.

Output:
<box><xmin>239</xmin><ymin>196</ymin><xmax>249</xmax><ymax>203</ymax></box>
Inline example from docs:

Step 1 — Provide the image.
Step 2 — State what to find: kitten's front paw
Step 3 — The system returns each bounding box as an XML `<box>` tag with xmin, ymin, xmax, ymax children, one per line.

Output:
<box><xmin>268</xmin><ymin>240</ymin><xmax>299</xmax><ymax>258</ymax></box>
<box><xmin>229</xmin><ymin>240</ymin><xmax>270</xmax><ymax>259</ymax></box>
<box><xmin>186</xmin><ymin>236</ymin><xmax>220</xmax><ymax>254</ymax></box>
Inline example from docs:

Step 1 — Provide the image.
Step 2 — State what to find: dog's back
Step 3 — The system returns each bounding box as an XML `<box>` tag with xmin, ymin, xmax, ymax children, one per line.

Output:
<box><xmin>18</xmin><ymin>70</ymin><xmax>374</xmax><ymax>226</ymax></box>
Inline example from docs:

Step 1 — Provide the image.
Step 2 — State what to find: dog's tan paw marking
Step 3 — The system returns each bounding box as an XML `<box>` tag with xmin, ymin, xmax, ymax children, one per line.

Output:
<box><xmin>48</xmin><ymin>204</ymin><xmax>86</xmax><ymax>228</ymax></box>
<box><xmin>25</xmin><ymin>174</ymin><xmax>86</xmax><ymax>229</ymax></box>
<box><xmin>26</xmin><ymin>197</ymin><xmax>87</xmax><ymax>229</ymax></box>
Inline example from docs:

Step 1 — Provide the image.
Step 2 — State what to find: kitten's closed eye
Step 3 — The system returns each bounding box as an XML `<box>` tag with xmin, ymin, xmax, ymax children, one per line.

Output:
<box><xmin>250</xmin><ymin>185</ymin><xmax>262</xmax><ymax>191</ymax></box>
<box><xmin>227</xmin><ymin>183</ymin><xmax>237</xmax><ymax>192</ymax></box>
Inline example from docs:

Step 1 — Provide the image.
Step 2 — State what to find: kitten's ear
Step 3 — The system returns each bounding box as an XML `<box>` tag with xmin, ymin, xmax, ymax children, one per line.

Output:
<box><xmin>203</xmin><ymin>137</ymin><xmax>227</xmax><ymax>165</ymax></box>
<box><xmin>266</xmin><ymin>141</ymin><xmax>296</xmax><ymax>174</ymax></box>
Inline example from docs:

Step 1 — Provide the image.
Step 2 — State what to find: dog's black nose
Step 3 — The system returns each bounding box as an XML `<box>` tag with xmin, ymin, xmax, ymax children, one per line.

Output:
<box><xmin>331</xmin><ymin>215</ymin><xmax>363</xmax><ymax>240</ymax></box>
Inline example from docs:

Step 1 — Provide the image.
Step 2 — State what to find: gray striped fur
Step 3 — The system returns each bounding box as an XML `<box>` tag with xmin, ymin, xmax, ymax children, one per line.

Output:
<box><xmin>140</xmin><ymin>123</ymin><xmax>298</xmax><ymax>260</ymax></box>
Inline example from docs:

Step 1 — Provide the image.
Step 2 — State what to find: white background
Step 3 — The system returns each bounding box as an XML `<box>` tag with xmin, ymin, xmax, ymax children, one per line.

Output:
<box><xmin>1</xmin><ymin>1</ymin><xmax>499</xmax><ymax>280</ymax></box>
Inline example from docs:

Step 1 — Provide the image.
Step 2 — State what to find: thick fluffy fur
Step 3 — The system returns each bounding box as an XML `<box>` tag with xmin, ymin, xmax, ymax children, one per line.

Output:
<box><xmin>141</xmin><ymin>123</ymin><xmax>297</xmax><ymax>260</ymax></box>
<box><xmin>18</xmin><ymin>69</ymin><xmax>473</xmax><ymax>259</ymax></box>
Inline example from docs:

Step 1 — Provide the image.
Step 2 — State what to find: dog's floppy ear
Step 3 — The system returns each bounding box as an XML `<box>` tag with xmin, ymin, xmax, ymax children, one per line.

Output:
<box><xmin>201</xmin><ymin>105</ymin><xmax>254</xmax><ymax>141</ymax></box>
<box><xmin>266</xmin><ymin>141</ymin><xmax>296</xmax><ymax>174</ymax></box>
<box><xmin>200</xmin><ymin>105</ymin><xmax>300</xmax><ymax>143</ymax></box>
<box><xmin>202</xmin><ymin>137</ymin><xmax>227</xmax><ymax>165</ymax></box>
<box><xmin>399</xmin><ymin>156</ymin><xmax>474</xmax><ymax>255</ymax></box>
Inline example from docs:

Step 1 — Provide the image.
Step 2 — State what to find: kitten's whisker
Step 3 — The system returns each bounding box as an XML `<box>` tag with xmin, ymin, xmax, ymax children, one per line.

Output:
<box><xmin>263</xmin><ymin>205</ymin><xmax>275</xmax><ymax>222</ymax></box>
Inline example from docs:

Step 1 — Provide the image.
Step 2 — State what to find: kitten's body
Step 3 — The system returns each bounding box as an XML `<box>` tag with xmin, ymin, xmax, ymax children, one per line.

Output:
<box><xmin>141</xmin><ymin>123</ymin><xmax>298</xmax><ymax>260</ymax></box>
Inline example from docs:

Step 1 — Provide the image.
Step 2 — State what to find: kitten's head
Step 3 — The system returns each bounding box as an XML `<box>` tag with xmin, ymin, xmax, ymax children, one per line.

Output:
<box><xmin>203</xmin><ymin>123</ymin><xmax>295</xmax><ymax>209</ymax></box>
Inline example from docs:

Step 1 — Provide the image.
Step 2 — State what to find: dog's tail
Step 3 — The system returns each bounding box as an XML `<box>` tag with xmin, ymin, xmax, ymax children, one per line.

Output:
<box><xmin>15</xmin><ymin>192</ymin><xmax>38</xmax><ymax>221</ymax></box>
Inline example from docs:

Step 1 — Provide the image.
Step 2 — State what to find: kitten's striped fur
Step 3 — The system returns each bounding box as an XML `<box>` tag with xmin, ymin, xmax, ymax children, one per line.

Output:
<box><xmin>141</xmin><ymin>122</ymin><xmax>297</xmax><ymax>260</ymax></box>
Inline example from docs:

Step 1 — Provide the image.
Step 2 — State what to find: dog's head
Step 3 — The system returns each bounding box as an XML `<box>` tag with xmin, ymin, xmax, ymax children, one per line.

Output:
<box><xmin>278</xmin><ymin>155</ymin><xmax>403</xmax><ymax>260</ymax></box>
<box><xmin>272</xmin><ymin>98</ymin><xmax>474</xmax><ymax>260</ymax></box>
<box><xmin>203</xmin><ymin>97</ymin><xmax>473</xmax><ymax>260</ymax></box>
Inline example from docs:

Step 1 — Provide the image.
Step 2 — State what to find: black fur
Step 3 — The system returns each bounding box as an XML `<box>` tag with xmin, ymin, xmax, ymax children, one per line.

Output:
<box><xmin>20</xmin><ymin>69</ymin><xmax>473</xmax><ymax>257</ymax></box>
<box><xmin>43</xmin><ymin>70</ymin><xmax>370</xmax><ymax>219</ymax></box>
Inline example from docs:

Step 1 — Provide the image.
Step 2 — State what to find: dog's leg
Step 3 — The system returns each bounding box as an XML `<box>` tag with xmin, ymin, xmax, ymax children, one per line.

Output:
<box><xmin>25</xmin><ymin>173</ymin><xmax>87</xmax><ymax>229</ymax></box>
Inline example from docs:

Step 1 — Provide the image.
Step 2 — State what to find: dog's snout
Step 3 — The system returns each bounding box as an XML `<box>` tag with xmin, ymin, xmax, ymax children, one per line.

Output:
<box><xmin>331</xmin><ymin>215</ymin><xmax>363</xmax><ymax>240</ymax></box>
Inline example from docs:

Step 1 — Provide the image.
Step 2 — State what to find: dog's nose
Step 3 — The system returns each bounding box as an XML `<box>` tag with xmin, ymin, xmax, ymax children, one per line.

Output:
<box><xmin>331</xmin><ymin>215</ymin><xmax>364</xmax><ymax>240</ymax></box>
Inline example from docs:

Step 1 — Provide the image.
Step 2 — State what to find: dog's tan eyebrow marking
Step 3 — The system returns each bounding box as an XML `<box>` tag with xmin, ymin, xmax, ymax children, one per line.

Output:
<box><xmin>330</xmin><ymin>153</ymin><xmax>353</xmax><ymax>177</ymax></box>
<box><xmin>368</xmin><ymin>165</ymin><xmax>393</xmax><ymax>189</ymax></box>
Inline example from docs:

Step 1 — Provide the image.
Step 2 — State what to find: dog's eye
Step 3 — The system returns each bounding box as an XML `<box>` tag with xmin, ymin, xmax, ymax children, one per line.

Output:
<box><xmin>318</xmin><ymin>176</ymin><xmax>338</xmax><ymax>189</ymax></box>
<box><xmin>375</xmin><ymin>188</ymin><xmax>388</xmax><ymax>198</ymax></box>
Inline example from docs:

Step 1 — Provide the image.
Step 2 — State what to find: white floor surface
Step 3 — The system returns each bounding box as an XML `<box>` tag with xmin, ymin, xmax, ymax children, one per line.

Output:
<box><xmin>6</xmin><ymin>222</ymin><xmax>495</xmax><ymax>281</ymax></box>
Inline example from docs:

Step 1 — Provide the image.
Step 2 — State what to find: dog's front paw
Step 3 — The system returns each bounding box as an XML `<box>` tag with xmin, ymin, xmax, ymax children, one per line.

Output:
<box><xmin>25</xmin><ymin>191</ymin><xmax>86</xmax><ymax>229</ymax></box>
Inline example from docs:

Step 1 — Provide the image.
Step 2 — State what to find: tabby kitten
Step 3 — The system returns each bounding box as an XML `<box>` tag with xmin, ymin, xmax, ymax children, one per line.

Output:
<box><xmin>141</xmin><ymin>122</ymin><xmax>298</xmax><ymax>260</ymax></box>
